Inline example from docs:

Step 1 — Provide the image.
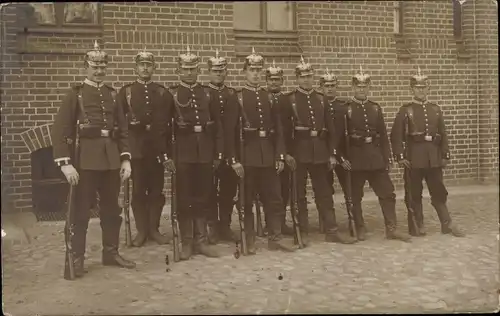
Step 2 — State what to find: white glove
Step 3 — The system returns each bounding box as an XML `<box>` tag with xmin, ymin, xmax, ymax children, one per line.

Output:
<box><xmin>120</xmin><ymin>160</ymin><xmax>132</xmax><ymax>182</ymax></box>
<box><xmin>61</xmin><ymin>164</ymin><xmax>79</xmax><ymax>186</ymax></box>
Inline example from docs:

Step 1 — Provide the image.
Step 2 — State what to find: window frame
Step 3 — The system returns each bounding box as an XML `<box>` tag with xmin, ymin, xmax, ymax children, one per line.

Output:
<box><xmin>19</xmin><ymin>3</ymin><xmax>102</xmax><ymax>34</ymax></box>
<box><xmin>393</xmin><ymin>1</ymin><xmax>404</xmax><ymax>35</ymax></box>
<box><xmin>452</xmin><ymin>0</ymin><xmax>463</xmax><ymax>39</ymax></box>
<box><xmin>233</xmin><ymin>1</ymin><xmax>297</xmax><ymax>38</ymax></box>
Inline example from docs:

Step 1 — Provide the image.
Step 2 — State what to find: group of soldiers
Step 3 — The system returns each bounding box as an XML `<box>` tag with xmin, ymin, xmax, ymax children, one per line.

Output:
<box><xmin>51</xmin><ymin>41</ymin><xmax>465</xmax><ymax>279</ymax></box>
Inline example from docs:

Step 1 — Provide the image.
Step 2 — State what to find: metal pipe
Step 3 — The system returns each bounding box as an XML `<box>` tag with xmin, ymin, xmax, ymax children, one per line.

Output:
<box><xmin>473</xmin><ymin>0</ymin><xmax>480</xmax><ymax>182</ymax></box>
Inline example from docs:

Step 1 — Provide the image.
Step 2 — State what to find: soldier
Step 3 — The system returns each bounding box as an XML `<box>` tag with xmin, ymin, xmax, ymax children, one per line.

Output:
<box><xmin>390</xmin><ymin>67</ymin><xmax>465</xmax><ymax>237</ymax></box>
<box><xmin>282</xmin><ymin>58</ymin><xmax>357</xmax><ymax>246</ymax></box>
<box><xmin>117</xmin><ymin>48</ymin><xmax>173</xmax><ymax>247</ymax></box>
<box><xmin>335</xmin><ymin>66</ymin><xmax>410</xmax><ymax>242</ymax></box>
<box><xmin>319</xmin><ymin>69</ymin><xmax>350</xmax><ymax>200</ymax></box>
<box><xmin>263</xmin><ymin>61</ymin><xmax>294</xmax><ymax>236</ymax></box>
<box><xmin>165</xmin><ymin>46</ymin><xmax>224</xmax><ymax>260</ymax></box>
<box><xmin>206</xmin><ymin>49</ymin><xmax>239</xmax><ymax>243</ymax></box>
<box><xmin>52</xmin><ymin>41</ymin><xmax>136</xmax><ymax>277</ymax></box>
<box><xmin>226</xmin><ymin>48</ymin><xmax>295</xmax><ymax>254</ymax></box>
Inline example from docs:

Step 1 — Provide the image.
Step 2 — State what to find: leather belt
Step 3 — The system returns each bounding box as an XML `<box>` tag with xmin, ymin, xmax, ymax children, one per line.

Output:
<box><xmin>411</xmin><ymin>133</ymin><xmax>441</xmax><ymax>143</ymax></box>
<box><xmin>176</xmin><ymin>121</ymin><xmax>214</xmax><ymax>134</ymax></box>
<box><xmin>350</xmin><ymin>134</ymin><xmax>379</xmax><ymax>146</ymax></box>
<box><xmin>243</xmin><ymin>128</ymin><xmax>274</xmax><ymax>139</ymax></box>
<box><xmin>129</xmin><ymin>121</ymin><xmax>151</xmax><ymax>132</ymax></box>
<box><xmin>79</xmin><ymin>125</ymin><xmax>116</xmax><ymax>139</ymax></box>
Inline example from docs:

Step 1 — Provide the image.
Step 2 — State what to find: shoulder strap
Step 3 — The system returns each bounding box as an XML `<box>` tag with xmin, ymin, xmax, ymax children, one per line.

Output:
<box><xmin>315</xmin><ymin>94</ymin><xmax>324</xmax><ymax>108</ymax></box>
<box><xmin>203</xmin><ymin>87</ymin><xmax>212</xmax><ymax>120</ymax></box>
<box><xmin>236</xmin><ymin>90</ymin><xmax>251</xmax><ymax>128</ymax></box>
<box><xmin>168</xmin><ymin>86</ymin><xmax>186</xmax><ymax>123</ymax></box>
<box><xmin>347</xmin><ymin>104</ymin><xmax>352</xmax><ymax>119</ymax></box>
<box><xmin>268</xmin><ymin>92</ymin><xmax>274</xmax><ymax>108</ymax></box>
<box><xmin>158</xmin><ymin>85</ymin><xmax>166</xmax><ymax>97</ymax></box>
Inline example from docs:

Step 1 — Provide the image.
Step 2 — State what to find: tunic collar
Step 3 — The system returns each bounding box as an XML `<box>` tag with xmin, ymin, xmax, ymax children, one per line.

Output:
<box><xmin>351</xmin><ymin>96</ymin><xmax>368</xmax><ymax>105</ymax></box>
<box><xmin>297</xmin><ymin>87</ymin><xmax>314</xmax><ymax>95</ymax></box>
<box><xmin>136</xmin><ymin>78</ymin><xmax>153</xmax><ymax>85</ymax></box>
<box><xmin>208</xmin><ymin>83</ymin><xmax>226</xmax><ymax>91</ymax></box>
<box><xmin>180</xmin><ymin>81</ymin><xmax>199</xmax><ymax>90</ymax></box>
<box><xmin>243</xmin><ymin>84</ymin><xmax>261</xmax><ymax>92</ymax></box>
<box><xmin>84</xmin><ymin>78</ymin><xmax>105</xmax><ymax>88</ymax></box>
<box><xmin>412</xmin><ymin>98</ymin><xmax>428</xmax><ymax>106</ymax></box>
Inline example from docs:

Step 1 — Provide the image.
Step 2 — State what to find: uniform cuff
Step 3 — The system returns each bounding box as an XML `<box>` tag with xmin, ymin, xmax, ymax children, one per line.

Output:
<box><xmin>54</xmin><ymin>157</ymin><xmax>71</xmax><ymax>167</ymax></box>
<box><xmin>394</xmin><ymin>153</ymin><xmax>404</xmax><ymax>162</ymax></box>
<box><xmin>444</xmin><ymin>152</ymin><xmax>451</xmax><ymax>160</ymax></box>
<box><xmin>331</xmin><ymin>149</ymin><xmax>337</xmax><ymax>156</ymax></box>
<box><xmin>217</xmin><ymin>153</ymin><xmax>223</xmax><ymax>160</ymax></box>
<box><xmin>157</xmin><ymin>153</ymin><xmax>169</xmax><ymax>163</ymax></box>
<box><xmin>229</xmin><ymin>157</ymin><xmax>238</xmax><ymax>165</ymax></box>
<box><xmin>120</xmin><ymin>152</ymin><xmax>131</xmax><ymax>162</ymax></box>
<box><xmin>278</xmin><ymin>154</ymin><xmax>285</xmax><ymax>161</ymax></box>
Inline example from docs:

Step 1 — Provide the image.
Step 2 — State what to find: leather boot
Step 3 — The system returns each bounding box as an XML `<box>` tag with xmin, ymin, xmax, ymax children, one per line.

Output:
<box><xmin>179</xmin><ymin>217</ymin><xmax>194</xmax><ymax>261</ymax></box>
<box><xmin>386</xmin><ymin>226</ymin><xmax>411</xmax><ymax>242</ymax></box>
<box><xmin>351</xmin><ymin>203</ymin><xmax>367</xmax><ymax>241</ymax></box>
<box><xmin>297</xmin><ymin>210</ymin><xmax>309</xmax><ymax>247</ymax></box>
<box><xmin>433</xmin><ymin>203</ymin><xmax>466</xmax><ymax>237</ymax></box>
<box><xmin>207</xmin><ymin>220</ymin><xmax>219</xmax><ymax>245</ymax></box>
<box><xmin>64</xmin><ymin>255</ymin><xmax>86</xmax><ymax>280</ymax></box>
<box><xmin>268</xmin><ymin>215</ymin><xmax>295</xmax><ymax>252</ymax></box>
<box><xmin>218</xmin><ymin>222</ymin><xmax>237</xmax><ymax>242</ymax></box>
<box><xmin>442</xmin><ymin>222</ymin><xmax>466</xmax><ymax>237</ymax></box>
<box><xmin>102</xmin><ymin>218</ymin><xmax>136</xmax><ymax>269</ymax></box>
<box><xmin>149</xmin><ymin>196</ymin><xmax>169</xmax><ymax>245</ymax></box>
<box><xmin>244</xmin><ymin>213</ymin><xmax>257</xmax><ymax>255</ymax></box>
<box><xmin>408</xmin><ymin>202</ymin><xmax>426</xmax><ymax>237</ymax></box>
<box><xmin>131</xmin><ymin>206</ymin><xmax>148</xmax><ymax>247</ymax></box>
<box><xmin>325</xmin><ymin>229</ymin><xmax>357</xmax><ymax>244</ymax></box>
<box><xmin>193</xmin><ymin>218</ymin><xmax>220</xmax><ymax>258</ymax></box>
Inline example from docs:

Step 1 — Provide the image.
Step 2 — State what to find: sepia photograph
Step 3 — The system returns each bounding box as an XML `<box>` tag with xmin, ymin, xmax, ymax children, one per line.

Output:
<box><xmin>1</xmin><ymin>0</ymin><xmax>498</xmax><ymax>315</ymax></box>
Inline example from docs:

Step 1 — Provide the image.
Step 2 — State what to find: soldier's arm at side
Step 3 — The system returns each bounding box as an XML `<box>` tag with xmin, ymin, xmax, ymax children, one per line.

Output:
<box><xmin>333</xmin><ymin>105</ymin><xmax>347</xmax><ymax>161</ymax></box>
<box><xmin>224</xmin><ymin>89</ymin><xmax>239</xmax><ymax>163</ymax></box>
<box><xmin>114</xmin><ymin>88</ymin><xmax>131</xmax><ymax>162</ymax></box>
<box><xmin>52</xmin><ymin>89</ymin><xmax>78</xmax><ymax>165</ymax></box>
<box><xmin>279</xmin><ymin>94</ymin><xmax>293</xmax><ymax>155</ymax></box>
<box><xmin>325</xmin><ymin>102</ymin><xmax>337</xmax><ymax>157</ymax></box>
<box><xmin>155</xmin><ymin>87</ymin><xmax>174</xmax><ymax>162</ymax></box>
<box><xmin>437</xmin><ymin>106</ymin><xmax>451</xmax><ymax>160</ymax></box>
<box><xmin>390</xmin><ymin>106</ymin><xmax>406</xmax><ymax>162</ymax></box>
<box><xmin>272</xmin><ymin>96</ymin><xmax>286</xmax><ymax>161</ymax></box>
<box><xmin>209</xmin><ymin>90</ymin><xmax>224</xmax><ymax>161</ymax></box>
<box><xmin>376</xmin><ymin>105</ymin><xmax>392</xmax><ymax>165</ymax></box>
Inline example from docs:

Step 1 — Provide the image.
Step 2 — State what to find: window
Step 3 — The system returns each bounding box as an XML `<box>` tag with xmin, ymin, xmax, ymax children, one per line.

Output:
<box><xmin>453</xmin><ymin>0</ymin><xmax>464</xmax><ymax>39</ymax></box>
<box><xmin>393</xmin><ymin>1</ymin><xmax>404</xmax><ymax>34</ymax></box>
<box><xmin>19</xmin><ymin>3</ymin><xmax>101</xmax><ymax>30</ymax></box>
<box><xmin>234</xmin><ymin>1</ymin><xmax>296</xmax><ymax>34</ymax></box>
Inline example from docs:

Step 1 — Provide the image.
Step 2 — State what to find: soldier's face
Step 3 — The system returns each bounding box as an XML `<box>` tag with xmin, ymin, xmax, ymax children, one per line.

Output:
<box><xmin>323</xmin><ymin>83</ymin><xmax>337</xmax><ymax>97</ymax></box>
<box><xmin>136</xmin><ymin>62</ymin><xmax>155</xmax><ymax>80</ymax></box>
<box><xmin>297</xmin><ymin>75</ymin><xmax>314</xmax><ymax>90</ymax></box>
<box><xmin>246</xmin><ymin>68</ymin><xmax>263</xmax><ymax>86</ymax></box>
<box><xmin>266</xmin><ymin>77</ymin><xmax>283</xmax><ymax>92</ymax></box>
<box><xmin>178</xmin><ymin>67</ymin><xmax>199</xmax><ymax>84</ymax></box>
<box><xmin>353</xmin><ymin>84</ymin><xmax>370</xmax><ymax>99</ymax></box>
<box><xmin>411</xmin><ymin>85</ymin><xmax>429</xmax><ymax>101</ymax></box>
<box><xmin>209</xmin><ymin>68</ymin><xmax>226</xmax><ymax>85</ymax></box>
<box><xmin>86</xmin><ymin>64</ymin><xmax>107</xmax><ymax>83</ymax></box>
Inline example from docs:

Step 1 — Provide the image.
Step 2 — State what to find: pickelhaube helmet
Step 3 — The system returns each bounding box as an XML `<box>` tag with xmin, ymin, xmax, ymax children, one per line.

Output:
<box><xmin>207</xmin><ymin>49</ymin><xmax>227</xmax><ymax>70</ymax></box>
<box><xmin>410</xmin><ymin>66</ymin><xmax>429</xmax><ymax>87</ymax></box>
<box><xmin>266</xmin><ymin>60</ymin><xmax>283</xmax><ymax>79</ymax></box>
<box><xmin>243</xmin><ymin>47</ymin><xmax>264</xmax><ymax>70</ymax></box>
<box><xmin>319</xmin><ymin>68</ymin><xmax>338</xmax><ymax>86</ymax></box>
<box><xmin>352</xmin><ymin>65</ymin><xmax>371</xmax><ymax>86</ymax></box>
<box><xmin>178</xmin><ymin>45</ymin><xmax>199</xmax><ymax>69</ymax></box>
<box><xmin>135</xmin><ymin>47</ymin><xmax>155</xmax><ymax>64</ymax></box>
<box><xmin>295</xmin><ymin>56</ymin><xmax>314</xmax><ymax>77</ymax></box>
<box><xmin>85</xmin><ymin>40</ymin><xmax>108</xmax><ymax>67</ymax></box>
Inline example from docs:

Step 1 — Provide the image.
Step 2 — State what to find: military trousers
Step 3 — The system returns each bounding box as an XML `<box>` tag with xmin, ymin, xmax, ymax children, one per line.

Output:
<box><xmin>295</xmin><ymin>163</ymin><xmax>339</xmax><ymax>233</ymax></box>
<box><xmin>69</xmin><ymin>169</ymin><xmax>122</xmax><ymax>257</ymax></box>
<box><xmin>210</xmin><ymin>161</ymin><xmax>238</xmax><ymax>227</ymax></box>
<box><xmin>351</xmin><ymin>169</ymin><xmax>398</xmax><ymax>229</ymax></box>
<box><xmin>327</xmin><ymin>164</ymin><xmax>349</xmax><ymax>199</ymax></box>
<box><xmin>130</xmin><ymin>157</ymin><xmax>165</xmax><ymax>235</ymax></box>
<box><xmin>404</xmin><ymin>167</ymin><xmax>451</xmax><ymax>232</ymax></box>
<box><xmin>243</xmin><ymin>166</ymin><xmax>285</xmax><ymax>236</ymax></box>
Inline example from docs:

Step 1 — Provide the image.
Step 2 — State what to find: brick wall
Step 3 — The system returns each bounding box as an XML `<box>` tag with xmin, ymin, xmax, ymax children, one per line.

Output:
<box><xmin>0</xmin><ymin>1</ymin><xmax>498</xmax><ymax>214</ymax></box>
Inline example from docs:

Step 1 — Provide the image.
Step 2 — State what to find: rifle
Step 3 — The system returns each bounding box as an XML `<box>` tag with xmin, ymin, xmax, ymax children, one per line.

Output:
<box><xmin>343</xmin><ymin>113</ymin><xmax>356</xmax><ymax>238</ymax></box>
<box><xmin>255</xmin><ymin>195</ymin><xmax>264</xmax><ymax>237</ymax></box>
<box><xmin>236</xmin><ymin>116</ymin><xmax>248</xmax><ymax>256</ymax></box>
<box><xmin>170</xmin><ymin>121</ymin><xmax>181</xmax><ymax>262</ymax></box>
<box><xmin>290</xmin><ymin>170</ymin><xmax>304</xmax><ymax>248</ymax></box>
<box><xmin>404</xmin><ymin>114</ymin><xmax>418</xmax><ymax>234</ymax></box>
<box><xmin>122</xmin><ymin>178</ymin><xmax>132</xmax><ymax>247</ymax></box>
<box><xmin>63</xmin><ymin>119</ymin><xmax>80</xmax><ymax>281</ymax></box>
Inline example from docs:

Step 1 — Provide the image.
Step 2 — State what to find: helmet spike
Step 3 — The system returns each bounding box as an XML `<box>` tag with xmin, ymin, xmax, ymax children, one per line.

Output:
<box><xmin>359</xmin><ymin>65</ymin><xmax>364</xmax><ymax>75</ymax></box>
<box><xmin>300</xmin><ymin>55</ymin><xmax>305</xmax><ymax>64</ymax></box>
<box><xmin>94</xmin><ymin>40</ymin><xmax>99</xmax><ymax>50</ymax></box>
<box><xmin>215</xmin><ymin>48</ymin><xmax>219</xmax><ymax>59</ymax></box>
<box><xmin>326</xmin><ymin>67</ymin><xmax>330</xmax><ymax>75</ymax></box>
<box><xmin>252</xmin><ymin>47</ymin><xmax>256</xmax><ymax>55</ymax></box>
<box><xmin>272</xmin><ymin>59</ymin><xmax>276</xmax><ymax>67</ymax></box>
<box><xmin>417</xmin><ymin>66</ymin><xmax>422</xmax><ymax>76</ymax></box>
<box><xmin>186</xmin><ymin>45</ymin><xmax>190</xmax><ymax>54</ymax></box>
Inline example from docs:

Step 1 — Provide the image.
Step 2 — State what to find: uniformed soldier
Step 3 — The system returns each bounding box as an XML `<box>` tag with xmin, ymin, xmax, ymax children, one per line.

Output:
<box><xmin>226</xmin><ymin>48</ymin><xmax>295</xmax><ymax>254</ymax></box>
<box><xmin>206</xmin><ymin>49</ymin><xmax>239</xmax><ymax>244</ymax></box>
<box><xmin>263</xmin><ymin>61</ymin><xmax>294</xmax><ymax>236</ymax></box>
<box><xmin>282</xmin><ymin>58</ymin><xmax>357</xmax><ymax>246</ymax></box>
<box><xmin>165</xmin><ymin>46</ymin><xmax>224</xmax><ymax>260</ymax></box>
<box><xmin>335</xmin><ymin>66</ymin><xmax>410</xmax><ymax>242</ymax></box>
<box><xmin>390</xmin><ymin>67</ymin><xmax>465</xmax><ymax>238</ymax></box>
<box><xmin>117</xmin><ymin>48</ymin><xmax>173</xmax><ymax>247</ymax></box>
<box><xmin>52</xmin><ymin>41</ymin><xmax>136</xmax><ymax>277</ymax></box>
<box><xmin>319</xmin><ymin>69</ymin><xmax>350</xmax><ymax>199</ymax></box>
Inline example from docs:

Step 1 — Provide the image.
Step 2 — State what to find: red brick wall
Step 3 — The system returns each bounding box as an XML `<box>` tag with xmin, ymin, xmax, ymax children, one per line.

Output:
<box><xmin>1</xmin><ymin>1</ymin><xmax>498</xmax><ymax>213</ymax></box>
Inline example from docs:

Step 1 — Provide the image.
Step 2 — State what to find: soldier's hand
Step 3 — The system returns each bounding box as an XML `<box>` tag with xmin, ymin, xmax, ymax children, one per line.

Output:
<box><xmin>61</xmin><ymin>164</ymin><xmax>79</xmax><ymax>186</ymax></box>
<box><xmin>164</xmin><ymin>159</ymin><xmax>176</xmax><ymax>173</ymax></box>
<box><xmin>231</xmin><ymin>162</ymin><xmax>244</xmax><ymax>178</ymax></box>
<box><xmin>441</xmin><ymin>159</ymin><xmax>449</xmax><ymax>168</ymax></box>
<box><xmin>386</xmin><ymin>163</ymin><xmax>393</xmax><ymax>172</ymax></box>
<box><xmin>328</xmin><ymin>156</ymin><xmax>338</xmax><ymax>170</ymax></box>
<box><xmin>398</xmin><ymin>159</ymin><xmax>411</xmax><ymax>169</ymax></box>
<box><xmin>120</xmin><ymin>160</ymin><xmax>132</xmax><ymax>182</ymax></box>
<box><xmin>276</xmin><ymin>160</ymin><xmax>285</xmax><ymax>174</ymax></box>
<box><xmin>341</xmin><ymin>159</ymin><xmax>352</xmax><ymax>171</ymax></box>
<box><xmin>285</xmin><ymin>154</ymin><xmax>296</xmax><ymax>171</ymax></box>
<box><xmin>213</xmin><ymin>159</ymin><xmax>221</xmax><ymax>170</ymax></box>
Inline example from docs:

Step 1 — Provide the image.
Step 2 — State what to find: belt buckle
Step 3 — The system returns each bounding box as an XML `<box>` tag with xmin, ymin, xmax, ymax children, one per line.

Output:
<box><xmin>100</xmin><ymin>130</ymin><xmax>110</xmax><ymax>137</ymax></box>
<box><xmin>259</xmin><ymin>130</ymin><xmax>267</xmax><ymax>137</ymax></box>
<box><xmin>365</xmin><ymin>136</ymin><xmax>372</xmax><ymax>144</ymax></box>
<box><xmin>310</xmin><ymin>130</ymin><xmax>318</xmax><ymax>137</ymax></box>
<box><xmin>194</xmin><ymin>125</ymin><xmax>203</xmax><ymax>133</ymax></box>
<box><xmin>424</xmin><ymin>135</ymin><xmax>433</xmax><ymax>142</ymax></box>
<box><xmin>145</xmin><ymin>124</ymin><xmax>151</xmax><ymax>131</ymax></box>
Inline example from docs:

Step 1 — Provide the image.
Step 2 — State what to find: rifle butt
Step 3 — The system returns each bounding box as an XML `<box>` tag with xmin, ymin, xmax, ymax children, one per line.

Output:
<box><xmin>255</xmin><ymin>198</ymin><xmax>264</xmax><ymax>237</ymax></box>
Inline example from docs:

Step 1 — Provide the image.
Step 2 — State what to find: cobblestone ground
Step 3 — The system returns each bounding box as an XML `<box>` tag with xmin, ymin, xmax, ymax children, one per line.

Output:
<box><xmin>2</xmin><ymin>188</ymin><xmax>499</xmax><ymax>315</ymax></box>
